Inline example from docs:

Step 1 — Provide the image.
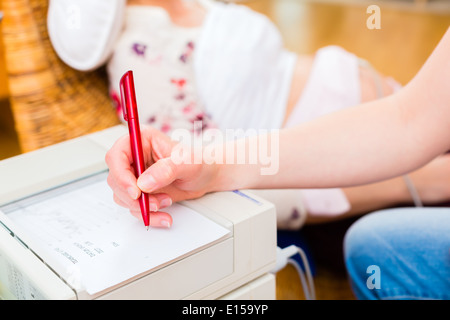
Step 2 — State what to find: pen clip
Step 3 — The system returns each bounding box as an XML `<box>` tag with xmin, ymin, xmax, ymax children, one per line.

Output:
<box><xmin>119</xmin><ymin>70</ymin><xmax>139</xmax><ymax>122</ymax></box>
<box><xmin>120</xmin><ymin>78</ymin><xmax>129</xmax><ymax>122</ymax></box>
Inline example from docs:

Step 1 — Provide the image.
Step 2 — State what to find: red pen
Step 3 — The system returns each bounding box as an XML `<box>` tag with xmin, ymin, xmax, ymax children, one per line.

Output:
<box><xmin>120</xmin><ymin>70</ymin><xmax>150</xmax><ymax>230</ymax></box>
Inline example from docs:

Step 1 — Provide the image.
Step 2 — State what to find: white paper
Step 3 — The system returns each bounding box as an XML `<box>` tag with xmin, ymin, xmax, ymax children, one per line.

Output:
<box><xmin>4</xmin><ymin>174</ymin><xmax>230</xmax><ymax>295</ymax></box>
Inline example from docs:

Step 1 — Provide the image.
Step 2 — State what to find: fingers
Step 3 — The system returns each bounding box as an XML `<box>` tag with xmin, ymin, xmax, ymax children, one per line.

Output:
<box><xmin>114</xmin><ymin>192</ymin><xmax>172</xmax><ymax>215</ymax></box>
<box><xmin>114</xmin><ymin>196</ymin><xmax>173</xmax><ymax>228</ymax></box>
<box><xmin>137</xmin><ymin>157</ymin><xmax>179</xmax><ymax>193</ymax></box>
<box><xmin>115</xmin><ymin>193</ymin><xmax>173</xmax><ymax>228</ymax></box>
<box><xmin>141</xmin><ymin>125</ymin><xmax>176</xmax><ymax>163</ymax></box>
<box><xmin>106</xmin><ymin>135</ymin><xmax>141</xmax><ymax>203</ymax></box>
<box><xmin>105</xmin><ymin>129</ymin><xmax>177</xmax><ymax>228</ymax></box>
<box><xmin>149</xmin><ymin>211</ymin><xmax>173</xmax><ymax>228</ymax></box>
<box><xmin>106</xmin><ymin>130</ymin><xmax>178</xmax><ymax>200</ymax></box>
<box><xmin>150</xmin><ymin>193</ymin><xmax>173</xmax><ymax>211</ymax></box>
<box><xmin>129</xmin><ymin>210</ymin><xmax>173</xmax><ymax>228</ymax></box>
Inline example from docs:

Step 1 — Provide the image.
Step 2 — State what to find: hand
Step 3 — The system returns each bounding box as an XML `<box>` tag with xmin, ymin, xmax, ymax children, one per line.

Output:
<box><xmin>105</xmin><ymin>126</ymin><xmax>218</xmax><ymax>227</ymax></box>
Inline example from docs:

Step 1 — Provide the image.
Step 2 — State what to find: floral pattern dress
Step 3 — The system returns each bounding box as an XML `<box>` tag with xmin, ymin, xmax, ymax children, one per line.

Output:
<box><xmin>107</xmin><ymin>6</ymin><xmax>216</xmax><ymax>136</ymax></box>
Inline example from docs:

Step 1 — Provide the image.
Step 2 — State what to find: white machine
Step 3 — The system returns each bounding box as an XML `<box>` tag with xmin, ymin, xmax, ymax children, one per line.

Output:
<box><xmin>0</xmin><ymin>125</ymin><xmax>277</xmax><ymax>300</ymax></box>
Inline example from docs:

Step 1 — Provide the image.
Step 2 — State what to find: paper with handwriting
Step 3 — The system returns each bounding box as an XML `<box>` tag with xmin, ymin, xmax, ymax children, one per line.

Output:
<box><xmin>3</xmin><ymin>173</ymin><xmax>230</xmax><ymax>295</ymax></box>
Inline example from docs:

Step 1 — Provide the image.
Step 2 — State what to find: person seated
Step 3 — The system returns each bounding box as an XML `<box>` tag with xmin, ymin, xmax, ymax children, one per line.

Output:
<box><xmin>48</xmin><ymin>0</ymin><xmax>450</xmax><ymax>230</ymax></box>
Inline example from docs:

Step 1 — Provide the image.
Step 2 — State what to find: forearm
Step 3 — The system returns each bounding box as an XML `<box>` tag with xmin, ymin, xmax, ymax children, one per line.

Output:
<box><xmin>272</xmin><ymin>93</ymin><xmax>425</xmax><ymax>188</ymax></box>
<box><xmin>216</xmin><ymin>95</ymin><xmax>421</xmax><ymax>190</ymax></box>
<box><xmin>215</xmin><ymin>28</ymin><xmax>450</xmax><ymax>192</ymax></box>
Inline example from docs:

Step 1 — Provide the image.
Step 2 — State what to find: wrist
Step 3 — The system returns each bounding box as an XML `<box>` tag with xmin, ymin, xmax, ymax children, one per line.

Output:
<box><xmin>207</xmin><ymin>140</ymin><xmax>254</xmax><ymax>192</ymax></box>
<box><xmin>210</xmin><ymin>161</ymin><xmax>239</xmax><ymax>193</ymax></box>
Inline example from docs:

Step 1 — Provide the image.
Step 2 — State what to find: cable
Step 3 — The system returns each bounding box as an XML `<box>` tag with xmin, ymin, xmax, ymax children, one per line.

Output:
<box><xmin>271</xmin><ymin>245</ymin><xmax>316</xmax><ymax>300</ymax></box>
<box><xmin>402</xmin><ymin>174</ymin><xmax>423</xmax><ymax>207</ymax></box>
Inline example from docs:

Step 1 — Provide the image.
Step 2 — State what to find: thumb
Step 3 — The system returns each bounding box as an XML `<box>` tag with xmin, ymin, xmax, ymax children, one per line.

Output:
<box><xmin>137</xmin><ymin>157</ymin><xmax>178</xmax><ymax>193</ymax></box>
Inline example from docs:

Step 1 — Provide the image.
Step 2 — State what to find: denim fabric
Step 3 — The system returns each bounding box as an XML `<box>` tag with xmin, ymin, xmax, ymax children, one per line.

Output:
<box><xmin>344</xmin><ymin>207</ymin><xmax>450</xmax><ymax>300</ymax></box>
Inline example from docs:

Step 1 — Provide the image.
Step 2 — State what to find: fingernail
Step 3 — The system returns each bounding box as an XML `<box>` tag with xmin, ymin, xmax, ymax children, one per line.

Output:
<box><xmin>138</xmin><ymin>174</ymin><xmax>157</xmax><ymax>191</ymax></box>
<box><xmin>127</xmin><ymin>187</ymin><xmax>139</xmax><ymax>200</ymax></box>
<box><xmin>160</xmin><ymin>198</ymin><xmax>172</xmax><ymax>208</ymax></box>
<box><xmin>150</xmin><ymin>203</ymin><xmax>158</xmax><ymax>212</ymax></box>
<box><xmin>160</xmin><ymin>219</ymin><xmax>172</xmax><ymax>228</ymax></box>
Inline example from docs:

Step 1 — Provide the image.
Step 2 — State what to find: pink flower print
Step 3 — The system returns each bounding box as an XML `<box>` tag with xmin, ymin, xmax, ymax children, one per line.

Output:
<box><xmin>161</xmin><ymin>122</ymin><xmax>171</xmax><ymax>134</ymax></box>
<box><xmin>190</xmin><ymin>113</ymin><xmax>209</xmax><ymax>135</ymax></box>
<box><xmin>193</xmin><ymin>121</ymin><xmax>207</xmax><ymax>135</ymax></box>
<box><xmin>171</xmin><ymin>78</ymin><xmax>187</xmax><ymax>100</ymax></box>
<box><xmin>147</xmin><ymin>115</ymin><xmax>156</xmax><ymax>124</ymax></box>
<box><xmin>110</xmin><ymin>90</ymin><xmax>123</xmax><ymax>118</ymax></box>
<box><xmin>179</xmin><ymin>41</ymin><xmax>195</xmax><ymax>63</ymax></box>
<box><xmin>194</xmin><ymin>113</ymin><xmax>204</xmax><ymax>121</ymax></box>
<box><xmin>175</xmin><ymin>93</ymin><xmax>186</xmax><ymax>101</ymax></box>
<box><xmin>183</xmin><ymin>102</ymin><xmax>195</xmax><ymax>114</ymax></box>
<box><xmin>191</xmin><ymin>112</ymin><xmax>217</xmax><ymax>133</ymax></box>
<box><xmin>171</xmin><ymin>78</ymin><xmax>186</xmax><ymax>89</ymax></box>
<box><xmin>132</xmin><ymin>43</ymin><xmax>147</xmax><ymax>57</ymax></box>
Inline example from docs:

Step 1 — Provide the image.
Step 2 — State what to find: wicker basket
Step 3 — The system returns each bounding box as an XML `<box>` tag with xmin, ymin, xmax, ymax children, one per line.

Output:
<box><xmin>1</xmin><ymin>0</ymin><xmax>120</xmax><ymax>153</ymax></box>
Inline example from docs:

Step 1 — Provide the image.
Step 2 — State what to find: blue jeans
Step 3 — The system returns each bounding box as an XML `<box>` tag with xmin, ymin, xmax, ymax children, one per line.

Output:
<box><xmin>344</xmin><ymin>207</ymin><xmax>450</xmax><ymax>300</ymax></box>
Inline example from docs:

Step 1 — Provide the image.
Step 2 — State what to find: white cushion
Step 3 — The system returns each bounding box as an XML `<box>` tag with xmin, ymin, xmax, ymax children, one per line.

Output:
<box><xmin>47</xmin><ymin>0</ymin><xmax>126</xmax><ymax>71</ymax></box>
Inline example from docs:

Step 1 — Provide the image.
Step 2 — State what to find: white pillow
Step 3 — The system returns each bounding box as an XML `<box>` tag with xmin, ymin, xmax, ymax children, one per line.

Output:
<box><xmin>47</xmin><ymin>0</ymin><xmax>126</xmax><ymax>71</ymax></box>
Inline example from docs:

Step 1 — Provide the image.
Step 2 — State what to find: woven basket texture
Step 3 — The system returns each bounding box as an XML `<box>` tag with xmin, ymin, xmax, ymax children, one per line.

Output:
<box><xmin>1</xmin><ymin>0</ymin><xmax>120</xmax><ymax>152</ymax></box>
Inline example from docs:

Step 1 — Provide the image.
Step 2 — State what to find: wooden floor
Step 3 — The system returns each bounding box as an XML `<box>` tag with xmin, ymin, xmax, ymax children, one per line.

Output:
<box><xmin>276</xmin><ymin>265</ymin><xmax>356</xmax><ymax>300</ymax></box>
<box><xmin>1</xmin><ymin>0</ymin><xmax>449</xmax><ymax>300</ymax></box>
